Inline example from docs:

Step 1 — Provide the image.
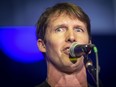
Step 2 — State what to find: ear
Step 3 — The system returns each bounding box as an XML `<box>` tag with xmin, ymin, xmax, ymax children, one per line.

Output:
<box><xmin>37</xmin><ymin>39</ymin><xmax>46</xmax><ymax>52</ymax></box>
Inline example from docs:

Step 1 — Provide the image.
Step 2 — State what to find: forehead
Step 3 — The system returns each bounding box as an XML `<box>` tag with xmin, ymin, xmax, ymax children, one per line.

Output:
<box><xmin>49</xmin><ymin>12</ymin><xmax>77</xmax><ymax>22</ymax></box>
<box><xmin>47</xmin><ymin>12</ymin><xmax>86</xmax><ymax>27</ymax></box>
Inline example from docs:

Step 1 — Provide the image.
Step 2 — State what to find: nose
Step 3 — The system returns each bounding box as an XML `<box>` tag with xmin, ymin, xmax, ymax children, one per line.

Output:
<box><xmin>65</xmin><ymin>30</ymin><xmax>76</xmax><ymax>43</ymax></box>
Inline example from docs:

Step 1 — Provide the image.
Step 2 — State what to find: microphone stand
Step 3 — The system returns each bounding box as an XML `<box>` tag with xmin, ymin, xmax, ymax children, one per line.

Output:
<box><xmin>84</xmin><ymin>54</ymin><xmax>103</xmax><ymax>87</ymax></box>
<box><xmin>84</xmin><ymin>55</ymin><xmax>96</xmax><ymax>83</ymax></box>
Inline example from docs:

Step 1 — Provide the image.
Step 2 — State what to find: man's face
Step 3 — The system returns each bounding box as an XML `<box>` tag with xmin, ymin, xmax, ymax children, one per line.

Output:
<box><xmin>39</xmin><ymin>14</ymin><xmax>90</xmax><ymax>72</ymax></box>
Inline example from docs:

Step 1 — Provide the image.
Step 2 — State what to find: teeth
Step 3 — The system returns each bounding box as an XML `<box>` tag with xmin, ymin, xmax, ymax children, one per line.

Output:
<box><xmin>64</xmin><ymin>48</ymin><xmax>70</xmax><ymax>55</ymax></box>
<box><xmin>66</xmin><ymin>48</ymin><xmax>69</xmax><ymax>52</ymax></box>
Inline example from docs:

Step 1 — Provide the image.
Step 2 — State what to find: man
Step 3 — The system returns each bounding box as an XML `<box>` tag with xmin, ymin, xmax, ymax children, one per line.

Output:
<box><xmin>36</xmin><ymin>2</ymin><xmax>92</xmax><ymax>87</ymax></box>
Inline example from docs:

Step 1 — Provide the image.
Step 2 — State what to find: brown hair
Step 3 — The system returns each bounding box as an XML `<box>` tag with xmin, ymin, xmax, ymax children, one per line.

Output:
<box><xmin>36</xmin><ymin>2</ymin><xmax>91</xmax><ymax>41</ymax></box>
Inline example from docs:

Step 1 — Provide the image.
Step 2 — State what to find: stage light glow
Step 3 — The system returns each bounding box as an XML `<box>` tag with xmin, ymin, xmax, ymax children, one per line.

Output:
<box><xmin>0</xmin><ymin>26</ymin><xmax>44</xmax><ymax>63</ymax></box>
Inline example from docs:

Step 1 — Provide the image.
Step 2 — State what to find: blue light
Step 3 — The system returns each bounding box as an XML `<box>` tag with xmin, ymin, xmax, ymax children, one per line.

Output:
<box><xmin>0</xmin><ymin>26</ymin><xmax>44</xmax><ymax>63</ymax></box>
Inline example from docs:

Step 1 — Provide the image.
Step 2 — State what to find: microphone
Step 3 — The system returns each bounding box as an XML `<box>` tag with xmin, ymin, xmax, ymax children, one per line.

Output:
<box><xmin>69</xmin><ymin>42</ymin><xmax>94</xmax><ymax>58</ymax></box>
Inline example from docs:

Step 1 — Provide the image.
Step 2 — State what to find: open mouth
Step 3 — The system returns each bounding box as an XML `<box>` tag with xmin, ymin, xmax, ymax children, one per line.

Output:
<box><xmin>63</xmin><ymin>47</ymin><xmax>78</xmax><ymax>64</ymax></box>
<box><xmin>63</xmin><ymin>47</ymin><xmax>70</xmax><ymax>55</ymax></box>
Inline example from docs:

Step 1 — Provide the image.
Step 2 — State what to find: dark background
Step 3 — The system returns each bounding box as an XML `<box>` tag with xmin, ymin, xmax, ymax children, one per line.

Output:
<box><xmin>0</xmin><ymin>0</ymin><xmax>116</xmax><ymax>87</ymax></box>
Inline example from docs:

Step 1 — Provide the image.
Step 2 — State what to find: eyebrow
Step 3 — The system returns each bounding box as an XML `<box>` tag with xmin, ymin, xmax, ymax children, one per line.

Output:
<box><xmin>74</xmin><ymin>25</ymin><xmax>86</xmax><ymax>29</ymax></box>
<box><xmin>54</xmin><ymin>24</ymin><xmax>86</xmax><ymax>30</ymax></box>
<box><xmin>54</xmin><ymin>24</ymin><xmax>68</xmax><ymax>29</ymax></box>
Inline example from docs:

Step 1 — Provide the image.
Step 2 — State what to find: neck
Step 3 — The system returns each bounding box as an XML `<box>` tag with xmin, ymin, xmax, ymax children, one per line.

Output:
<box><xmin>46</xmin><ymin>61</ymin><xmax>88</xmax><ymax>87</ymax></box>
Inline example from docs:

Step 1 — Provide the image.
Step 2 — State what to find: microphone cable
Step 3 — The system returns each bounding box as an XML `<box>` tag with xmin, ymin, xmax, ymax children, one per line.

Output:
<box><xmin>93</xmin><ymin>46</ymin><xmax>99</xmax><ymax>87</ymax></box>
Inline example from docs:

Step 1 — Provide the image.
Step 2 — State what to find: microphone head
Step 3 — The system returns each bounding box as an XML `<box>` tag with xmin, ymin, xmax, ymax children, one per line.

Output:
<box><xmin>69</xmin><ymin>42</ymin><xmax>94</xmax><ymax>58</ymax></box>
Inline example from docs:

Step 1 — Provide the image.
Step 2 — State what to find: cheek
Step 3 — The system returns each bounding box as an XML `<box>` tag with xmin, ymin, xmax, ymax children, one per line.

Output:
<box><xmin>76</xmin><ymin>34</ymin><xmax>90</xmax><ymax>44</ymax></box>
<box><xmin>45</xmin><ymin>41</ymin><xmax>62</xmax><ymax>65</ymax></box>
<box><xmin>46</xmin><ymin>33</ymin><xmax>64</xmax><ymax>49</ymax></box>
<box><xmin>45</xmin><ymin>38</ymin><xmax>62</xmax><ymax>55</ymax></box>
<box><xmin>83</xmin><ymin>36</ymin><xmax>90</xmax><ymax>43</ymax></box>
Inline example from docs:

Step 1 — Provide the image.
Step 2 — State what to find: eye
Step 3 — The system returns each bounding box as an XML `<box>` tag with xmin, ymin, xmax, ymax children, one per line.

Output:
<box><xmin>74</xmin><ymin>28</ymin><xmax>84</xmax><ymax>32</ymax></box>
<box><xmin>55</xmin><ymin>27</ymin><xmax>66</xmax><ymax>33</ymax></box>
